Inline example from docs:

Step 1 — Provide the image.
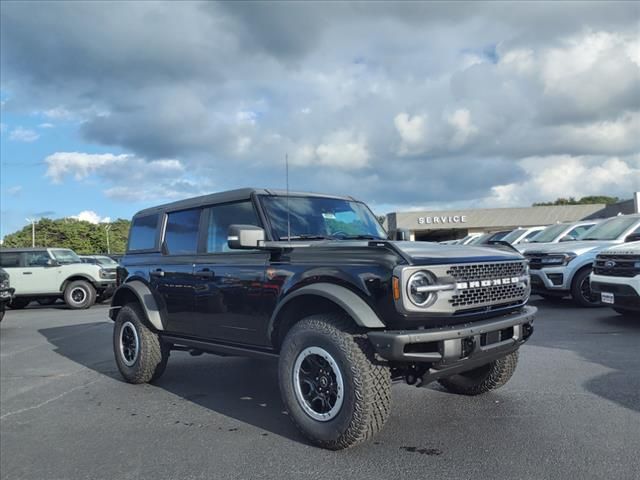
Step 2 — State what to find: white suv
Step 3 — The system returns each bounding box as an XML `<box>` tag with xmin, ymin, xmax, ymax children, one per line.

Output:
<box><xmin>0</xmin><ymin>248</ymin><xmax>116</xmax><ymax>309</ymax></box>
<box><xmin>590</xmin><ymin>241</ymin><xmax>640</xmax><ymax>317</ymax></box>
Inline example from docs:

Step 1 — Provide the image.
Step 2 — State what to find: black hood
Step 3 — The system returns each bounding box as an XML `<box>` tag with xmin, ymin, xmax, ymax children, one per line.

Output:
<box><xmin>390</xmin><ymin>241</ymin><xmax>524</xmax><ymax>266</ymax></box>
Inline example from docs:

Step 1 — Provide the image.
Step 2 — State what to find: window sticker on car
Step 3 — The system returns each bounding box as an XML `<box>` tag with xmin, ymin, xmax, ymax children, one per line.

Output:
<box><xmin>321</xmin><ymin>212</ymin><xmax>336</xmax><ymax>219</ymax></box>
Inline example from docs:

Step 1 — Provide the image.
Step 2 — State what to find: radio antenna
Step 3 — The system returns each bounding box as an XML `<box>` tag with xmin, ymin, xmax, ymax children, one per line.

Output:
<box><xmin>286</xmin><ymin>153</ymin><xmax>291</xmax><ymax>243</ymax></box>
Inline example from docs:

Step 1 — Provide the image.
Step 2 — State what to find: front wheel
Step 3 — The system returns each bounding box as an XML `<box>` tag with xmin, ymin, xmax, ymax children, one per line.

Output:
<box><xmin>570</xmin><ymin>268</ymin><xmax>599</xmax><ymax>308</ymax></box>
<box><xmin>438</xmin><ymin>351</ymin><xmax>519</xmax><ymax>396</ymax></box>
<box><xmin>64</xmin><ymin>280</ymin><xmax>96</xmax><ymax>309</ymax></box>
<box><xmin>278</xmin><ymin>314</ymin><xmax>391</xmax><ymax>450</ymax></box>
<box><xmin>113</xmin><ymin>304</ymin><xmax>169</xmax><ymax>384</ymax></box>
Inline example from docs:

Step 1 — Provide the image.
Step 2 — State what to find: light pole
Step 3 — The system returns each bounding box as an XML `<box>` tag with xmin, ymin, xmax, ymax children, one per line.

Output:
<box><xmin>25</xmin><ymin>218</ymin><xmax>36</xmax><ymax>247</ymax></box>
<box><xmin>104</xmin><ymin>224</ymin><xmax>112</xmax><ymax>254</ymax></box>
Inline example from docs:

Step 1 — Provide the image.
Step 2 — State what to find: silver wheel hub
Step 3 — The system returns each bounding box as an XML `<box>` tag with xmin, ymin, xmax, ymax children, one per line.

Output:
<box><xmin>293</xmin><ymin>346</ymin><xmax>344</xmax><ymax>422</ymax></box>
<box><xmin>119</xmin><ymin>321</ymin><xmax>140</xmax><ymax>367</ymax></box>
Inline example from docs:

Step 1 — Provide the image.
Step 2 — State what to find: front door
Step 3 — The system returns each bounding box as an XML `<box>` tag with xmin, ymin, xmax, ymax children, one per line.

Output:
<box><xmin>17</xmin><ymin>250</ymin><xmax>62</xmax><ymax>295</ymax></box>
<box><xmin>191</xmin><ymin>200</ymin><xmax>269</xmax><ymax>345</ymax></box>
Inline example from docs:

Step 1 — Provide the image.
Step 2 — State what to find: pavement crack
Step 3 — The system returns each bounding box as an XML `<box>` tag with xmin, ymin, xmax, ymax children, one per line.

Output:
<box><xmin>0</xmin><ymin>378</ymin><xmax>100</xmax><ymax>421</ymax></box>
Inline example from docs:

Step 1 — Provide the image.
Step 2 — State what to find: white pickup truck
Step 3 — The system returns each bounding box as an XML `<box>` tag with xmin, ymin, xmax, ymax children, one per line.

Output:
<box><xmin>0</xmin><ymin>247</ymin><xmax>116</xmax><ymax>309</ymax></box>
<box><xmin>590</xmin><ymin>241</ymin><xmax>640</xmax><ymax>317</ymax></box>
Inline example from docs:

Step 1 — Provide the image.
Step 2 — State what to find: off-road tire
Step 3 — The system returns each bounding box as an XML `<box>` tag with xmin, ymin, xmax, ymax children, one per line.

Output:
<box><xmin>113</xmin><ymin>303</ymin><xmax>169</xmax><ymax>384</ymax></box>
<box><xmin>8</xmin><ymin>298</ymin><xmax>30</xmax><ymax>309</ymax></box>
<box><xmin>278</xmin><ymin>314</ymin><xmax>391</xmax><ymax>450</ymax></box>
<box><xmin>63</xmin><ymin>280</ymin><xmax>96</xmax><ymax>309</ymax></box>
<box><xmin>570</xmin><ymin>268</ymin><xmax>599</xmax><ymax>308</ymax></box>
<box><xmin>438</xmin><ymin>350</ymin><xmax>519</xmax><ymax>396</ymax></box>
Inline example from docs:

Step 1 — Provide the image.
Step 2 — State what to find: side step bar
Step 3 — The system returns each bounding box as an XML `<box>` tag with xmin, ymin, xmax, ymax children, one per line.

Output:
<box><xmin>161</xmin><ymin>335</ymin><xmax>279</xmax><ymax>360</ymax></box>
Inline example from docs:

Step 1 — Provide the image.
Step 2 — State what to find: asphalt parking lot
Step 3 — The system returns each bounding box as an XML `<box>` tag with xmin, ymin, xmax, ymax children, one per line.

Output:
<box><xmin>1</xmin><ymin>299</ymin><xmax>639</xmax><ymax>480</ymax></box>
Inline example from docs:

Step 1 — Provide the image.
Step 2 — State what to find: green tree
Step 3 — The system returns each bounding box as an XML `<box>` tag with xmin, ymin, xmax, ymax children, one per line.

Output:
<box><xmin>2</xmin><ymin>218</ymin><xmax>131</xmax><ymax>254</ymax></box>
<box><xmin>533</xmin><ymin>195</ymin><xmax>619</xmax><ymax>207</ymax></box>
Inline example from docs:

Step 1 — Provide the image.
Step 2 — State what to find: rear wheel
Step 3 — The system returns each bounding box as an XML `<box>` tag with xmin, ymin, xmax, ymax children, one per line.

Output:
<box><xmin>63</xmin><ymin>280</ymin><xmax>96</xmax><ymax>309</ymax></box>
<box><xmin>9</xmin><ymin>298</ymin><xmax>30</xmax><ymax>309</ymax></box>
<box><xmin>278</xmin><ymin>314</ymin><xmax>391</xmax><ymax>450</ymax></box>
<box><xmin>438</xmin><ymin>351</ymin><xmax>519</xmax><ymax>396</ymax></box>
<box><xmin>113</xmin><ymin>303</ymin><xmax>169</xmax><ymax>384</ymax></box>
<box><xmin>570</xmin><ymin>268</ymin><xmax>599</xmax><ymax>308</ymax></box>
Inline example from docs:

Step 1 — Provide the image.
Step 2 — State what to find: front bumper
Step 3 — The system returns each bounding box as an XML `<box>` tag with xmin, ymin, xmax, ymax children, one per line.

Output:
<box><xmin>0</xmin><ymin>287</ymin><xmax>15</xmax><ymax>304</ymax></box>
<box><xmin>368</xmin><ymin>306</ymin><xmax>536</xmax><ymax>366</ymax></box>
<box><xmin>590</xmin><ymin>275</ymin><xmax>640</xmax><ymax>311</ymax></box>
<box><xmin>530</xmin><ymin>268</ymin><xmax>569</xmax><ymax>294</ymax></box>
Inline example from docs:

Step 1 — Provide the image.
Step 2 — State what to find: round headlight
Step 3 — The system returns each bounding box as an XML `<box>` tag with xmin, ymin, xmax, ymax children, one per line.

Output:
<box><xmin>407</xmin><ymin>270</ymin><xmax>437</xmax><ymax>307</ymax></box>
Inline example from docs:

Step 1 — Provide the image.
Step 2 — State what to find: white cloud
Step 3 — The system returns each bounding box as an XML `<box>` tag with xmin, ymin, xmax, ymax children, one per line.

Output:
<box><xmin>485</xmin><ymin>155</ymin><xmax>640</xmax><ymax>207</ymax></box>
<box><xmin>44</xmin><ymin>152</ymin><xmax>184</xmax><ymax>183</ymax></box>
<box><xmin>70</xmin><ymin>210</ymin><xmax>111</xmax><ymax>224</ymax></box>
<box><xmin>446</xmin><ymin>108</ymin><xmax>478</xmax><ymax>148</ymax></box>
<box><xmin>42</xmin><ymin>106</ymin><xmax>74</xmax><ymax>120</ymax></box>
<box><xmin>394</xmin><ymin>113</ymin><xmax>429</xmax><ymax>155</ymax></box>
<box><xmin>291</xmin><ymin>131</ymin><xmax>370</xmax><ymax>170</ymax></box>
<box><xmin>38</xmin><ymin>123</ymin><xmax>54</xmax><ymax>128</ymax></box>
<box><xmin>9</xmin><ymin>127</ymin><xmax>39</xmax><ymax>142</ymax></box>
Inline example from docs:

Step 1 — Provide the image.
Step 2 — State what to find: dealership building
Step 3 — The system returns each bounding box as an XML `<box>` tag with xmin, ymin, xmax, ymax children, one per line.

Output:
<box><xmin>386</xmin><ymin>193</ymin><xmax>640</xmax><ymax>242</ymax></box>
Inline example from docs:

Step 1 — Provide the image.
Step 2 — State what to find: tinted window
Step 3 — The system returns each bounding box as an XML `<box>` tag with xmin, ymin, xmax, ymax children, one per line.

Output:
<box><xmin>164</xmin><ymin>209</ymin><xmax>201</xmax><ymax>255</ymax></box>
<box><xmin>568</xmin><ymin>225</ymin><xmax>593</xmax><ymax>239</ymax></box>
<box><xmin>24</xmin><ymin>251</ymin><xmax>51</xmax><ymax>267</ymax></box>
<box><xmin>0</xmin><ymin>252</ymin><xmax>21</xmax><ymax>268</ymax></box>
<box><xmin>128</xmin><ymin>214</ymin><xmax>159</xmax><ymax>251</ymax></box>
<box><xmin>207</xmin><ymin>202</ymin><xmax>260</xmax><ymax>253</ymax></box>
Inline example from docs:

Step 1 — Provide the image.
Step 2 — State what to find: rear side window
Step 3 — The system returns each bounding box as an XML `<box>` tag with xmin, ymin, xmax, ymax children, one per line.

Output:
<box><xmin>0</xmin><ymin>252</ymin><xmax>21</xmax><ymax>268</ymax></box>
<box><xmin>24</xmin><ymin>251</ymin><xmax>51</xmax><ymax>267</ymax></box>
<box><xmin>164</xmin><ymin>208</ymin><xmax>202</xmax><ymax>255</ymax></box>
<box><xmin>207</xmin><ymin>201</ymin><xmax>260</xmax><ymax>253</ymax></box>
<box><xmin>128</xmin><ymin>214</ymin><xmax>159</xmax><ymax>251</ymax></box>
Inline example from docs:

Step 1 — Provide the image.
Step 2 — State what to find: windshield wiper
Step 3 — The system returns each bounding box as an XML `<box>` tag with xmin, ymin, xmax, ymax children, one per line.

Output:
<box><xmin>279</xmin><ymin>235</ymin><xmax>331</xmax><ymax>241</ymax></box>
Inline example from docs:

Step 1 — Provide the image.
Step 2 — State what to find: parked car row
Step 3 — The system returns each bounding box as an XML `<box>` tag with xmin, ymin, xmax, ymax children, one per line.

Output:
<box><xmin>0</xmin><ymin>248</ymin><xmax>119</xmax><ymax>310</ymax></box>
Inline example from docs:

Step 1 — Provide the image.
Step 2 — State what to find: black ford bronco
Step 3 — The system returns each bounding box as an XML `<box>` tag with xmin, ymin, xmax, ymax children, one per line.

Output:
<box><xmin>110</xmin><ymin>188</ymin><xmax>535</xmax><ymax>449</ymax></box>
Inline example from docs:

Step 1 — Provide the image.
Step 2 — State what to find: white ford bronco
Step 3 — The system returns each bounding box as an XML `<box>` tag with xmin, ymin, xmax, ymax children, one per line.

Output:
<box><xmin>0</xmin><ymin>247</ymin><xmax>116</xmax><ymax>309</ymax></box>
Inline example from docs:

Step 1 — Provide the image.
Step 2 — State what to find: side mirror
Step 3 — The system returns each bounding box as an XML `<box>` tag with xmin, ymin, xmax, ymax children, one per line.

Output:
<box><xmin>389</xmin><ymin>228</ymin><xmax>411</xmax><ymax>241</ymax></box>
<box><xmin>624</xmin><ymin>233</ymin><xmax>640</xmax><ymax>243</ymax></box>
<box><xmin>228</xmin><ymin>225</ymin><xmax>265</xmax><ymax>249</ymax></box>
<box><xmin>45</xmin><ymin>259</ymin><xmax>59</xmax><ymax>267</ymax></box>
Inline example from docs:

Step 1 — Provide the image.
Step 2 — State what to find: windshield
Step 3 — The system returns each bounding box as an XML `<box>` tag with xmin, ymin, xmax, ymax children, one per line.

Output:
<box><xmin>51</xmin><ymin>249</ymin><xmax>82</xmax><ymax>264</ymax></box>
<box><xmin>580</xmin><ymin>216</ymin><xmax>639</xmax><ymax>241</ymax></box>
<box><xmin>529</xmin><ymin>224</ymin><xmax>568</xmax><ymax>243</ymax></box>
<box><xmin>96</xmin><ymin>256</ymin><xmax>118</xmax><ymax>266</ymax></box>
<box><xmin>260</xmin><ymin>196</ymin><xmax>386</xmax><ymax>241</ymax></box>
<box><xmin>501</xmin><ymin>229</ymin><xmax>526</xmax><ymax>244</ymax></box>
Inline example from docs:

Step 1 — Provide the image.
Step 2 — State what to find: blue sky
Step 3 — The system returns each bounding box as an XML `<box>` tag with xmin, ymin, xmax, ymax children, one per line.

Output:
<box><xmin>1</xmin><ymin>1</ymin><xmax>639</xmax><ymax>240</ymax></box>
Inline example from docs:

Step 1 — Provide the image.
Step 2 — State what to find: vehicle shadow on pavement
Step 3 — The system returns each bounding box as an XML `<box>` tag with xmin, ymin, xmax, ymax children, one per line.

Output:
<box><xmin>528</xmin><ymin>298</ymin><xmax>640</xmax><ymax>414</ymax></box>
<box><xmin>38</xmin><ymin>322</ymin><xmax>307</xmax><ymax>444</ymax></box>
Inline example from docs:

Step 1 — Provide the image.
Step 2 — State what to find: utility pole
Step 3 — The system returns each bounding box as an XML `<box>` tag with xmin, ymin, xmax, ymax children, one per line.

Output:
<box><xmin>104</xmin><ymin>224</ymin><xmax>112</xmax><ymax>254</ymax></box>
<box><xmin>25</xmin><ymin>218</ymin><xmax>36</xmax><ymax>247</ymax></box>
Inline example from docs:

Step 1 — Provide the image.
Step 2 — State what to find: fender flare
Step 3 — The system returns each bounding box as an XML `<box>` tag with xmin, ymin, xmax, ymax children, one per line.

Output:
<box><xmin>109</xmin><ymin>280</ymin><xmax>165</xmax><ymax>331</ymax></box>
<box><xmin>268</xmin><ymin>282</ymin><xmax>385</xmax><ymax>338</ymax></box>
<box><xmin>59</xmin><ymin>274</ymin><xmax>98</xmax><ymax>292</ymax></box>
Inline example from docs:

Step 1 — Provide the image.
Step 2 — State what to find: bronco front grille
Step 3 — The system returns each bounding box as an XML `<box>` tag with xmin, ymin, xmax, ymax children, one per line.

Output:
<box><xmin>446</xmin><ymin>261</ymin><xmax>527</xmax><ymax>281</ymax></box>
<box><xmin>593</xmin><ymin>254</ymin><xmax>640</xmax><ymax>278</ymax></box>
<box><xmin>447</xmin><ymin>261</ymin><xmax>529</xmax><ymax>310</ymax></box>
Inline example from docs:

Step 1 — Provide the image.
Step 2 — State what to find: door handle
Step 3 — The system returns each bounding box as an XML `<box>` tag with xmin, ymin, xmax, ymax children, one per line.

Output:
<box><xmin>23</xmin><ymin>272</ymin><xmax>33</xmax><ymax>275</ymax></box>
<box><xmin>150</xmin><ymin>269</ymin><xmax>165</xmax><ymax>278</ymax></box>
<box><xmin>196</xmin><ymin>269</ymin><xmax>214</xmax><ymax>279</ymax></box>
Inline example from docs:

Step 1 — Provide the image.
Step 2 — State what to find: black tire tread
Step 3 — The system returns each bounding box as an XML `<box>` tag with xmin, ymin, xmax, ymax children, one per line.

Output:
<box><xmin>281</xmin><ymin>314</ymin><xmax>391</xmax><ymax>450</ymax></box>
<box><xmin>64</xmin><ymin>280</ymin><xmax>96</xmax><ymax>310</ymax></box>
<box><xmin>438</xmin><ymin>350</ymin><xmax>519</xmax><ymax>396</ymax></box>
<box><xmin>570</xmin><ymin>267</ymin><xmax>598</xmax><ymax>308</ymax></box>
<box><xmin>114</xmin><ymin>303</ymin><xmax>169</xmax><ymax>384</ymax></box>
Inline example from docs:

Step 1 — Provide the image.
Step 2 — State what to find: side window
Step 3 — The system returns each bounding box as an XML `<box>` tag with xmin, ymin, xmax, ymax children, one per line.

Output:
<box><xmin>128</xmin><ymin>214</ymin><xmax>159</xmax><ymax>251</ymax></box>
<box><xmin>207</xmin><ymin>201</ymin><xmax>260</xmax><ymax>253</ymax></box>
<box><xmin>0</xmin><ymin>252</ymin><xmax>22</xmax><ymax>268</ymax></box>
<box><xmin>164</xmin><ymin>208</ymin><xmax>202</xmax><ymax>255</ymax></box>
<box><xmin>524</xmin><ymin>230</ymin><xmax>541</xmax><ymax>240</ymax></box>
<box><xmin>24</xmin><ymin>251</ymin><xmax>51</xmax><ymax>267</ymax></box>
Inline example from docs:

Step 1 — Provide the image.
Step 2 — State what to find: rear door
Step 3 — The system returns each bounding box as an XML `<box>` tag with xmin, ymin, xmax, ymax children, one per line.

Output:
<box><xmin>191</xmin><ymin>200</ymin><xmax>269</xmax><ymax>345</ymax></box>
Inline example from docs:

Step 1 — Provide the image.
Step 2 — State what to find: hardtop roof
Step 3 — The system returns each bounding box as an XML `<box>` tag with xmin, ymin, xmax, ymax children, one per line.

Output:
<box><xmin>132</xmin><ymin>188</ymin><xmax>357</xmax><ymax>218</ymax></box>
